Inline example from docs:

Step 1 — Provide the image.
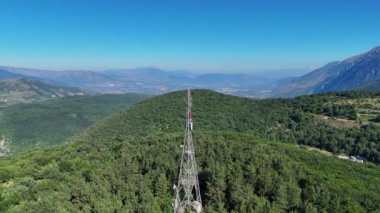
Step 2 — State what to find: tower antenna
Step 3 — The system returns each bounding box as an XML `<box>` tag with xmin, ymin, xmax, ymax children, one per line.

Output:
<box><xmin>174</xmin><ymin>89</ymin><xmax>202</xmax><ymax>213</ymax></box>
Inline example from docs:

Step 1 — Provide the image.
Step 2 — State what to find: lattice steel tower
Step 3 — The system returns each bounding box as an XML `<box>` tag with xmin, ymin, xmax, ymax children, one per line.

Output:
<box><xmin>174</xmin><ymin>89</ymin><xmax>202</xmax><ymax>213</ymax></box>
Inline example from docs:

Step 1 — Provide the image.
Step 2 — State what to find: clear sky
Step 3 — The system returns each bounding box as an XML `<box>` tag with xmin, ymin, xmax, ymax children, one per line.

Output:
<box><xmin>0</xmin><ymin>0</ymin><xmax>379</xmax><ymax>73</ymax></box>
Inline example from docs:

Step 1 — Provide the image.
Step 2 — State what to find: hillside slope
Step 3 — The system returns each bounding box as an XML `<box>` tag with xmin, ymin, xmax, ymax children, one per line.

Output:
<box><xmin>0</xmin><ymin>90</ymin><xmax>379</xmax><ymax>212</ymax></box>
<box><xmin>0</xmin><ymin>78</ymin><xmax>89</xmax><ymax>106</ymax></box>
<box><xmin>272</xmin><ymin>46</ymin><xmax>380</xmax><ymax>97</ymax></box>
<box><xmin>0</xmin><ymin>94</ymin><xmax>148</xmax><ymax>154</ymax></box>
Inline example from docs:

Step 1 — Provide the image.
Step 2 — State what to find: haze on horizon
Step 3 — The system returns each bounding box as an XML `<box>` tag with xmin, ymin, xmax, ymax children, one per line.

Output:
<box><xmin>0</xmin><ymin>0</ymin><xmax>379</xmax><ymax>75</ymax></box>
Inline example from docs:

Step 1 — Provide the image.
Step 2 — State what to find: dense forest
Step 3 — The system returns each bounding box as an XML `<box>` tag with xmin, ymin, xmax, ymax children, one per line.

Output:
<box><xmin>1</xmin><ymin>90</ymin><xmax>380</xmax><ymax>212</ymax></box>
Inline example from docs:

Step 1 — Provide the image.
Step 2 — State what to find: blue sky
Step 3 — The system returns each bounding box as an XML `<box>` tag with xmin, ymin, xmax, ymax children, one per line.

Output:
<box><xmin>0</xmin><ymin>0</ymin><xmax>379</xmax><ymax>73</ymax></box>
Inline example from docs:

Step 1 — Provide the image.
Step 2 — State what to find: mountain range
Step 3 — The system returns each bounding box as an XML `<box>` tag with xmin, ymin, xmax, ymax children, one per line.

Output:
<box><xmin>0</xmin><ymin>70</ymin><xmax>25</xmax><ymax>79</ymax></box>
<box><xmin>271</xmin><ymin>46</ymin><xmax>380</xmax><ymax>97</ymax></box>
<box><xmin>0</xmin><ymin>66</ymin><xmax>277</xmax><ymax>97</ymax></box>
<box><xmin>1</xmin><ymin>46</ymin><xmax>380</xmax><ymax>98</ymax></box>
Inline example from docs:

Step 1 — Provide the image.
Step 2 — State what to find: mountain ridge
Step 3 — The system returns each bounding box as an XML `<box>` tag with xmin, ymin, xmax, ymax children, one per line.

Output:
<box><xmin>0</xmin><ymin>78</ymin><xmax>89</xmax><ymax>106</ymax></box>
<box><xmin>271</xmin><ymin>46</ymin><xmax>380</xmax><ymax>97</ymax></box>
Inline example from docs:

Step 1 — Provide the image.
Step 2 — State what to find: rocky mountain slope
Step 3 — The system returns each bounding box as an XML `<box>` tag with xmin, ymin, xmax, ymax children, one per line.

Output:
<box><xmin>0</xmin><ymin>78</ymin><xmax>89</xmax><ymax>106</ymax></box>
<box><xmin>272</xmin><ymin>46</ymin><xmax>380</xmax><ymax>97</ymax></box>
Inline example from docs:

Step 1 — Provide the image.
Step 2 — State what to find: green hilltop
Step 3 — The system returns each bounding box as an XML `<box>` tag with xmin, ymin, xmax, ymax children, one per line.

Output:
<box><xmin>0</xmin><ymin>90</ymin><xmax>380</xmax><ymax>212</ymax></box>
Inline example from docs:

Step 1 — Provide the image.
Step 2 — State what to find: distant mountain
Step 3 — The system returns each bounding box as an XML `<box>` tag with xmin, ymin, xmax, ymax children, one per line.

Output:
<box><xmin>103</xmin><ymin>67</ymin><xmax>193</xmax><ymax>84</ymax></box>
<box><xmin>103</xmin><ymin>67</ymin><xmax>184</xmax><ymax>82</ymax></box>
<box><xmin>45</xmin><ymin>70</ymin><xmax>114</xmax><ymax>85</ymax></box>
<box><xmin>271</xmin><ymin>46</ymin><xmax>380</xmax><ymax>97</ymax></box>
<box><xmin>0</xmin><ymin>70</ymin><xmax>25</xmax><ymax>79</ymax></box>
<box><xmin>0</xmin><ymin>66</ymin><xmax>117</xmax><ymax>91</ymax></box>
<box><xmin>1</xmin><ymin>66</ymin><xmax>278</xmax><ymax>97</ymax></box>
<box><xmin>0</xmin><ymin>68</ymin><xmax>69</xmax><ymax>85</ymax></box>
<box><xmin>103</xmin><ymin>68</ymin><xmax>273</xmax><ymax>88</ymax></box>
<box><xmin>100</xmin><ymin>68</ymin><xmax>277</xmax><ymax>95</ymax></box>
<box><xmin>0</xmin><ymin>78</ymin><xmax>89</xmax><ymax>106</ymax></box>
<box><xmin>193</xmin><ymin>73</ymin><xmax>272</xmax><ymax>88</ymax></box>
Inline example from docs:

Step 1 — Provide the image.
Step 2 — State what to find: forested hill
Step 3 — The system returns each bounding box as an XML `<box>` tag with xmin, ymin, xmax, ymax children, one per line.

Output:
<box><xmin>1</xmin><ymin>90</ymin><xmax>380</xmax><ymax>212</ymax></box>
<box><xmin>0</xmin><ymin>93</ymin><xmax>149</xmax><ymax>154</ymax></box>
<box><xmin>79</xmin><ymin>90</ymin><xmax>380</xmax><ymax>163</ymax></box>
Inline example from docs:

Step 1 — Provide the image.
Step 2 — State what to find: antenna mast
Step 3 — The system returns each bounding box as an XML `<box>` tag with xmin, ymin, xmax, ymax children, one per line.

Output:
<box><xmin>174</xmin><ymin>89</ymin><xmax>202</xmax><ymax>213</ymax></box>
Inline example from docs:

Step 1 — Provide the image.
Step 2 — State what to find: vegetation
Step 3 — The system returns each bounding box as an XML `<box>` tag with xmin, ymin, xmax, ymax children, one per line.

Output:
<box><xmin>0</xmin><ymin>90</ymin><xmax>380</xmax><ymax>212</ymax></box>
<box><xmin>288</xmin><ymin>92</ymin><xmax>380</xmax><ymax>162</ymax></box>
<box><xmin>1</xmin><ymin>131</ymin><xmax>380</xmax><ymax>212</ymax></box>
<box><xmin>0</xmin><ymin>93</ymin><xmax>148</xmax><ymax>153</ymax></box>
